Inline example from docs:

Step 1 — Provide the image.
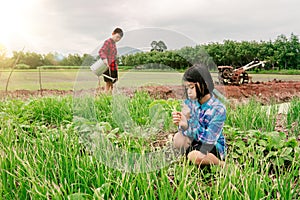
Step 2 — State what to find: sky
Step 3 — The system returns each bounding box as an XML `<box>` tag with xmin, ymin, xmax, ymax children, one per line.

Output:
<box><xmin>0</xmin><ymin>0</ymin><xmax>299</xmax><ymax>56</ymax></box>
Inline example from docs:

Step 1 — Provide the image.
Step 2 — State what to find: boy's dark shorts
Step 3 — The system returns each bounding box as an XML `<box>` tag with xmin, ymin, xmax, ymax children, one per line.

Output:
<box><xmin>103</xmin><ymin>69</ymin><xmax>118</xmax><ymax>83</ymax></box>
<box><xmin>185</xmin><ymin>140</ymin><xmax>222</xmax><ymax>160</ymax></box>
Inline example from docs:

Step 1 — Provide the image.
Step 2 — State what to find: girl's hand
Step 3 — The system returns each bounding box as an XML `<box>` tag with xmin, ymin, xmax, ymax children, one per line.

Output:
<box><xmin>172</xmin><ymin>111</ymin><xmax>181</xmax><ymax>125</ymax></box>
<box><xmin>172</xmin><ymin>111</ymin><xmax>188</xmax><ymax>130</ymax></box>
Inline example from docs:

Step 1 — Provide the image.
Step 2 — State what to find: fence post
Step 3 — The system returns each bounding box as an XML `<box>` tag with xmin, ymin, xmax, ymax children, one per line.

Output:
<box><xmin>5</xmin><ymin>49</ymin><xmax>24</xmax><ymax>96</ymax></box>
<box><xmin>38</xmin><ymin>67</ymin><xmax>43</xmax><ymax>96</ymax></box>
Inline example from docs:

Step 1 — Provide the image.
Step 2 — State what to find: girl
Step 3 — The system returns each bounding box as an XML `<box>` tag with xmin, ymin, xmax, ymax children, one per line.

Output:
<box><xmin>172</xmin><ymin>64</ymin><xmax>226</xmax><ymax>167</ymax></box>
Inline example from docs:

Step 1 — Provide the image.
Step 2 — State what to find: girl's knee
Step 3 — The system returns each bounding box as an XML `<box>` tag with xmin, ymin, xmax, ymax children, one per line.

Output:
<box><xmin>173</xmin><ymin>132</ymin><xmax>191</xmax><ymax>149</ymax></box>
<box><xmin>187</xmin><ymin>150</ymin><xmax>204</xmax><ymax>164</ymax></box>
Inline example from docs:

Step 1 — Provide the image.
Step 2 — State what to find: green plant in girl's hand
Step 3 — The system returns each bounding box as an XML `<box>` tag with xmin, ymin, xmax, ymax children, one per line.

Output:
<box><xmin>149</xmin><ymin>98</ymin><xmax>181</xmax><ymax>130</ymax></box>
<box><xmin>150</xmin><ymin>98</ymin><xmax>181</xmax><ymax>113</ymax></box>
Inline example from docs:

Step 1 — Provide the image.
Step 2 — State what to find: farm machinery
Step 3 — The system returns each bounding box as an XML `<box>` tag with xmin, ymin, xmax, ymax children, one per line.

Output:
<box><xmin>217</xmin><ymin>59</ymin><xmax>266</xmax><ymax>85</ymax></box>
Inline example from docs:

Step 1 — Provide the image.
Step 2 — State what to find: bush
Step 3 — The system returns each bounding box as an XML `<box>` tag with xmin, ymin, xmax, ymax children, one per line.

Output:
<box><xmin>120</xmin><ymin>51</ymin><xmax>191</xmax><ymax>70</ymax></box>
<box><xmin>16</xmin><ymin>63</ymin><xmax>33</xmax><ymax>69</ymax></box>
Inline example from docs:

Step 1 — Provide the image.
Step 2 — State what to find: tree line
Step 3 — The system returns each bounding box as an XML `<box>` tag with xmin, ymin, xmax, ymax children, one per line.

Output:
<box><xmin>0</xmin><ymin>51</ymin><xmax>96</xmax><ymax>69</ymax></box>
<box><xmin>0</xmin><ymin>33</ymin><xmax>299</xmax><ymax>70</ymax></box>
<box><xmin>121</xmin><ymin>33</ymin><xmax>300</xmax><ymax>70</ymax></box>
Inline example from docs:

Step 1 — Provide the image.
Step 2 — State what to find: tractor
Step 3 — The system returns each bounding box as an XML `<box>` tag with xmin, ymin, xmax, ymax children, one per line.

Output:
<box><xmin>217</xmin><ymin>59</ymin><xmax>266</xmax><ymax>85</ymax></box>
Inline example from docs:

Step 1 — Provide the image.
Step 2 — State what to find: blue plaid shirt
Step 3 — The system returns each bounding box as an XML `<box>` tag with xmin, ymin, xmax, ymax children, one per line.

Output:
<box><xmin>180</xmin><ymin>95</ymin><xmax>226</xmax><ymax>160</ymax></box>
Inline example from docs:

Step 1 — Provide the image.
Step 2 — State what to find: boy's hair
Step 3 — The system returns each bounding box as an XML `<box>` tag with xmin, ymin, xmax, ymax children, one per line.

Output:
<box><xmin>113</xmin><ymin>28</ymin><xmax>123</xmax><ymax>37</ymax></box>
<box><xmin>183</xmin><ymin>64</ymin><xmax>214</xmax><ymax>100</ymax></box>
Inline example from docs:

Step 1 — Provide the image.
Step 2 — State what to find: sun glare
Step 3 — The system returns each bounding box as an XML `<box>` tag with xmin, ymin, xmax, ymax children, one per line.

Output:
<box><xmin>0</xmin><ymin>0</ymin><xmax>34</xmax><ymax>48</ymax></box>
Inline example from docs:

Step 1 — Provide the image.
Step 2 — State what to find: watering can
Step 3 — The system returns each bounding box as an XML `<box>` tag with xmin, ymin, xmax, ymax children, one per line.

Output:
<box><xmin>90</xmin><ymin>59</ymin><xmax>116</xmax><ymax>81</ymax></box>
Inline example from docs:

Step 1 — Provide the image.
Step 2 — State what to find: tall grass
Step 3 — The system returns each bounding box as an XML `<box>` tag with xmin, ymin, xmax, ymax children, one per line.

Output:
<box><xmin>0</xmin><ymin>94</ymin><xmax>299</xmax><ymax>199</ymax></box>
<box><xmin>226</xmin><ymin>98</ymin><xmax>278</xmax><ymax>132</ymax></box>
<box><xmin>287</xmin><ymin>97</ymin><xmax>300</xmax><ymax>136</ymax></box>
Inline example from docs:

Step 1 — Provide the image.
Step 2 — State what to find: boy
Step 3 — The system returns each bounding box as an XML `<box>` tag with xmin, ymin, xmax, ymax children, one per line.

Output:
<box><xmin>99</xmin><ymin>28</ymin><xmax>123</xmax><ymax>93</ymax></box>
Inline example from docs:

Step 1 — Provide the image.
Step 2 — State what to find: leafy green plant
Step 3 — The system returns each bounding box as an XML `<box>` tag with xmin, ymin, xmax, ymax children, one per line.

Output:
<box><xmin>225</xmin><ymin>125</ymin><xmax>300</xmax><ymax>169</ymax></box>
<box><xmin>149</xmin><ymin>98</ymin><xmax>181</xmax><ymax>131</ymax></box>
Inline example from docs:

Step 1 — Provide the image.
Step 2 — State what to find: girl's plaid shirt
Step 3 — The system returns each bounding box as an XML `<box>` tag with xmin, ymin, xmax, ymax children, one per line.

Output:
<box><xmin>180</xmin><ymin>95</ymin><xmax>227</xmax><ymax>160</ymax></box>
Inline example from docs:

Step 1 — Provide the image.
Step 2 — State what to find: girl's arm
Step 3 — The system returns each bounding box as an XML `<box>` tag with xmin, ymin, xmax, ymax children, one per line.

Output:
<box><xmin>181</xmin><ymin>106</ymin><xmax>226</xmax><ymax>144</ymax></box>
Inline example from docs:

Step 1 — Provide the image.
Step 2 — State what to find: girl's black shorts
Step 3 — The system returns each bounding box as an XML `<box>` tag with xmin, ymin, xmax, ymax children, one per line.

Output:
<box><xmin>185</xmin><ymin>140</ymin><xmax>222</xmax><ymax>160</ymax></box>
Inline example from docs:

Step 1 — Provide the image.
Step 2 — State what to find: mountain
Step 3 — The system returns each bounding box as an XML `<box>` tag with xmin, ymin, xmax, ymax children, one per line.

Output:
<box><xmin>118</xmin><ymin>46</ymin><xmax>142</xmax><ymax>56</ymax></box>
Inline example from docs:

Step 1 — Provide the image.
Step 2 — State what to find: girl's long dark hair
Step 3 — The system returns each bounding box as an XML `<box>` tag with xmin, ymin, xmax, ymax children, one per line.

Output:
<box><xmin>183</xmin><ymin>64</ymin><xmax>214</xmax><ymax>101</ymax></box>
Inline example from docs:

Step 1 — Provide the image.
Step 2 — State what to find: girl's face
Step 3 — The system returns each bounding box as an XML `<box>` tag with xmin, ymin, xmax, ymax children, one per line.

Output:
<box><xmin>184</xmin><ymin>81</ymin><xmax>197</xmax><ymax>100</ymax></box>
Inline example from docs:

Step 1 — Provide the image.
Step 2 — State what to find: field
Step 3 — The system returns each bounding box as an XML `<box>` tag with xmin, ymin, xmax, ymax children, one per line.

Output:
<box><xmin>2</xmin><ymin>69</ymin><xmax>300</xmax><ymax>91</ymax></box>
<box><xmin>1</xmin><ymin>69</ymin><xmax>300</xmax><ymax>199</ymax></box>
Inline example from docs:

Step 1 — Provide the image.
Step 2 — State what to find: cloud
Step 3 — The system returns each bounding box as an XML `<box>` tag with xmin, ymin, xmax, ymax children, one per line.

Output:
<box><xmin>2</xmin><ymin>0</ymin><xmax>300</xmax><ymax>55</ymax></box>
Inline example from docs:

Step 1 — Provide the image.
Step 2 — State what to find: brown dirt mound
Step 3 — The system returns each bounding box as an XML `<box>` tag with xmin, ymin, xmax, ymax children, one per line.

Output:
<box><xmin>216</xmin><ymin>80</ymin><xmax>300</xmax><ymax>104</ymax></box>
<box><xmin>132</xmin><ymin>80</ymin><xmax>300</xmax><ymax>104</ymax></box>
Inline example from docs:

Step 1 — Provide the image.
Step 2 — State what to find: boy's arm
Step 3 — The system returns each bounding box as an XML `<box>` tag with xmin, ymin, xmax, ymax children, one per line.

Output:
<box><xmin>99</xmin><ymin>40</ymin><xmax>109</xmax><ymax>66</ymax></box>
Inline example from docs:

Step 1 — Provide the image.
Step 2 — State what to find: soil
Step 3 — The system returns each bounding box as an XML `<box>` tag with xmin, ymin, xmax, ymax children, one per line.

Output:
<box><xmin>1</xmin><ymin>80</ymin><xmax>300</xmax><ymax>105</ymax></box>
<box><xmin>125</xmin><ymin>79</ymin><xmax>300</xmax><ymax>105</ymax></box>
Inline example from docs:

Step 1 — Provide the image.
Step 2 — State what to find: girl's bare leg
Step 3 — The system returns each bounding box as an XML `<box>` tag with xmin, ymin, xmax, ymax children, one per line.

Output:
<box><xmin>173</xmin><ymin>132</ymin><xmax>192</xmax><ymax>152</ymax></box>
<box><xmin>187</xmin><ymin>150</ymin><xmax>225</xmax><ymax>167</ymax></box>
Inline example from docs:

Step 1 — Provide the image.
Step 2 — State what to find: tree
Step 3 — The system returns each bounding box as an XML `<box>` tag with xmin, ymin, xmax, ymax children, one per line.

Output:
<box><xmin>60</xmin><ymin>54</ymin><xmax>82</xmax><ymax>66</ymax></box>
<box><xmin>10</xmin><ymin>51</ymin><xmax>43</xmax><ymax>68</ymax></box>
<box><xmin>0</xmin><ymin>44</ymin><xmax>7</xmax><ymax>60</ymax></box>
<box><xmin>81</xmin><ymin>54</ymin><xmax>96</xmax><ymax>66</ymax></box>
<box><xmin>274</xmin><ymin>34</ymin><xmax>289</xmax><ymax>70</ymax></box>
<box><xmin>288</xmin><ymin>33</ymin><xmax>300</xmax><ymax>69</ymax></box>
<box><xmin>150</xmin><ymin>40</ymin><xmax>167</xmax><ymax>52</ymax></box>
<box><xmin>43</xmin><ymin>52</ymin><xmax>58</xmax><ymax>66</ymax></box>
<box><xmin>0</xmin><ymin>44</ymin><xmax>8</xmax><ymax>68</ymax></box>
